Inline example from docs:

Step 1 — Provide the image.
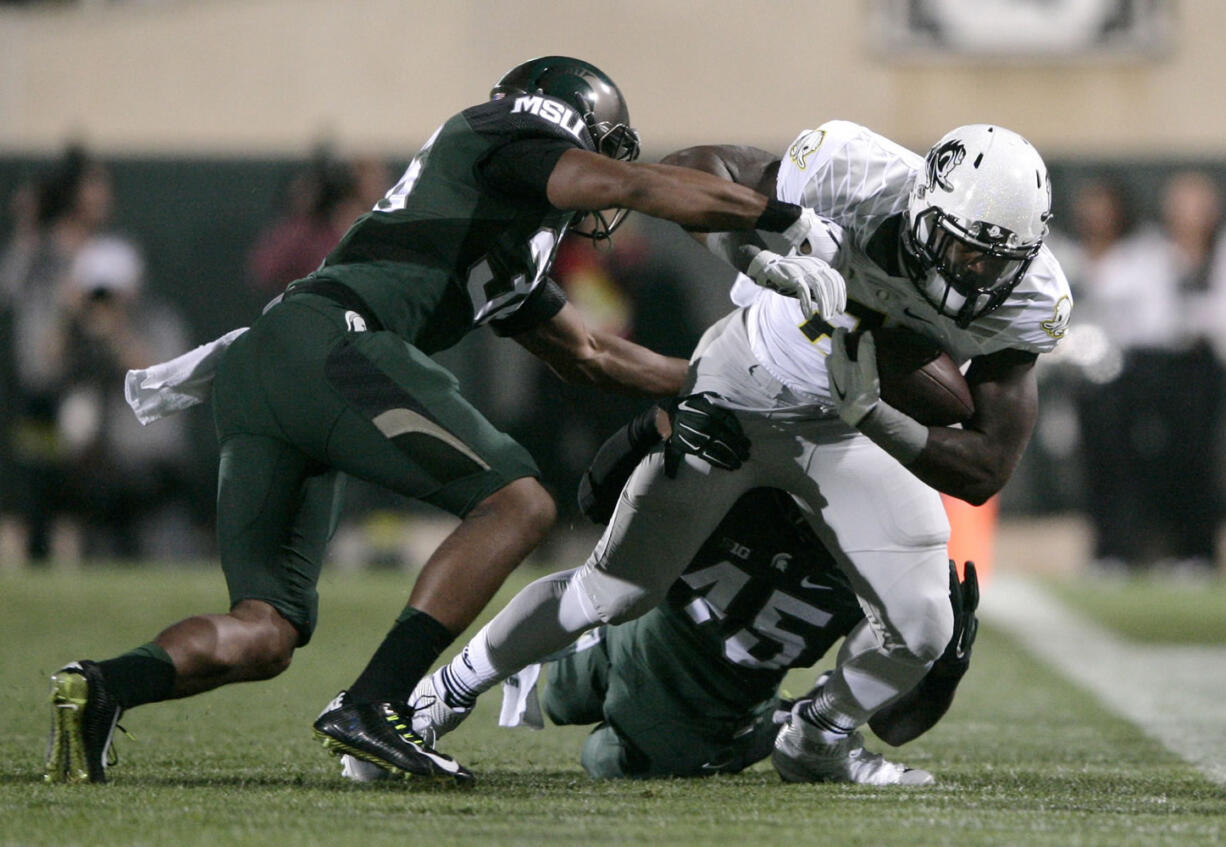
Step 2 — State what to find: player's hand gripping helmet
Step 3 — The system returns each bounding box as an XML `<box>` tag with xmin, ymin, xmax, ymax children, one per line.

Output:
<box><xmin>491</xmin><ymin>56</ymin><xmax>641</xmax><ymax>240</ymax></box>
<box><xmin>903</xmin><ymin>125</ymin><xmax>1052</xmax><ymax>327</ymax></box>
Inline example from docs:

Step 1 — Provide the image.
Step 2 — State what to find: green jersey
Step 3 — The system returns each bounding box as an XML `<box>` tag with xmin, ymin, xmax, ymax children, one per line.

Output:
<box><xmin>309</xmin><ymin>93</ymin><xmax>596</xmax><ymax>353</ymax></box>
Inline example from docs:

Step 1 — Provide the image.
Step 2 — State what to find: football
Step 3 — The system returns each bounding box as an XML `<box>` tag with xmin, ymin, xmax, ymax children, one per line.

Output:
<box><xmin>870</xmin><ymin>326</ymin><xmax>974</xmax><ymax>426</ymax></box>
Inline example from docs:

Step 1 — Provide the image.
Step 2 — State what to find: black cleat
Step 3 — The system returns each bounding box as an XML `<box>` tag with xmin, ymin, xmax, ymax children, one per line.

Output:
<box><xmin>45</xmin><ymin>660</ymin><xmax>123</xmax><ymax>784</ymax></box>
<box><xmin>312</xmin><ymin>691</ymin><xmax>474</xmax><ymax>786</ymax></box>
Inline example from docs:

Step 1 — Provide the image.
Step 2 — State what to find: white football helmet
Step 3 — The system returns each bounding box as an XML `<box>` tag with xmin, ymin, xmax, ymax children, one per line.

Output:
<box><xmin>904</xmin><ymin>124</ymin><xmax>1051</xmax><ymax>327</ymax></box>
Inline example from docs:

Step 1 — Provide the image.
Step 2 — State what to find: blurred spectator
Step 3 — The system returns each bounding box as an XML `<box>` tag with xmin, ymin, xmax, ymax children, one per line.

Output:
<box><xmin>1149</xmin><ymin>171</ymin><xmax>1226</xmax><ymax>573</ymax></box>
<box><xmin>246</xmin><ymin>150</ymin><xmax>390</xmax><ymax>294</ymax></box>
<box><xmin>1056</xmin><ymin>173</ymin><xmax>1225</xmax><ymax>575</ymax></box>
<box><xmin>58</xmin><ymin>236</ymin><xmax>195</xmax><ymax>559</ymax></box>
<box><xmin>0</xmin><ymin>179</ymin><xmax>41</xmax><ymax>562</ymax></box>
<box><xmin>1050</xmin><ymin>177</ymin><xmax>1147</xmax><ymax>572</ymax></box>
<box><xmin>0</xmin><ymin>146</ymin><xmax>193</xmax><ymax>562</ymax></box>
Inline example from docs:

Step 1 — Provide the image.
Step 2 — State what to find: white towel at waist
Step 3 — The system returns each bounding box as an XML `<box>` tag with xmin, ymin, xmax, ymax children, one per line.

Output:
<box><xmin>124</xmin><ymin>327</ymin><xmax>248</xmax><ymax>425</ymax></box>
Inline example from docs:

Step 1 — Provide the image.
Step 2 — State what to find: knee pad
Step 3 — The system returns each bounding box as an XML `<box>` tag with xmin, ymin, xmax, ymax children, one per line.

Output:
<box><xmin>572</xmin><ymin>564</ymin><xmax>667</xmax><ymax>626</ymax></box>
<box><xmin>888</xmin><ymin>591</ymin><xmax>954</xmax><ymax>665</ymax></box>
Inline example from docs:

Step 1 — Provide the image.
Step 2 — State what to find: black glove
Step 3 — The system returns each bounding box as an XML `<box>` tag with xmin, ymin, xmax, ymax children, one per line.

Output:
<box><xmin>662</xmin><ymin>392</ymin><xmax>751</xmax><ymax>479</ymax></box>
<box><xmin>941</xmin><ymin>559</ymin><xmax>979</xmax><ymax>666</ymax></box>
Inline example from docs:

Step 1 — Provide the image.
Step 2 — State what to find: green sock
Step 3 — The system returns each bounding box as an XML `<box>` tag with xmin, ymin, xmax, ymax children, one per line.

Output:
<box><xmin>97</xmin><ymin>643</ymin><xmax>177</xmax><ymax>710</ymax></box>
<box><xmin>346</xmin><ymin>608</ymin><xmax>454</xmax><ymax>705</ymax></box>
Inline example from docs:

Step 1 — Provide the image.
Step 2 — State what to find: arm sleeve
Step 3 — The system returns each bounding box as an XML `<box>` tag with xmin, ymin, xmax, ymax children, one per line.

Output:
<box><xmin>477</xmin><ymin>138</ymin><xmax>578</xmax><ymax>203</ymax></box>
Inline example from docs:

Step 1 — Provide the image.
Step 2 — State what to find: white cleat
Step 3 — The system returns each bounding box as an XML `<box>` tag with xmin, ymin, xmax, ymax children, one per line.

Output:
<box><xmin>772</xmin><ymin>700</ymin><xmax>934</xmax><ymax>786</ymax></box>
<box><xmin>409</xmin><ymin>672</ymin><xmax>471</xmax><ymax>746</ymax></box>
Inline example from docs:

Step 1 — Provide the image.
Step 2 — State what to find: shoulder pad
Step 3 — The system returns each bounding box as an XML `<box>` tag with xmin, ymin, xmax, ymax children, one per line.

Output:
<box><xmin>775</xmin><ymin>121</ymin><xmax>922</xmax><ymax>226</ymax></box>
<box><xmin>994</xmin><ymin>247</ymin><xmax>1074</xmax><ymax>354</ymax></box>
<box><xmin>465</xmin><ymin>95</ymin><xmax>594</xmax><ymax>151</ymax></box>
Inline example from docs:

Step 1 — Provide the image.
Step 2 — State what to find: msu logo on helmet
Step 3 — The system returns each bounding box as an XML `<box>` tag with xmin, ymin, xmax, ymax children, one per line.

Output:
<box><xmin>492</xmin><ymin>56</ymin><xmax>640</xmax><ymax>241</ymax></box>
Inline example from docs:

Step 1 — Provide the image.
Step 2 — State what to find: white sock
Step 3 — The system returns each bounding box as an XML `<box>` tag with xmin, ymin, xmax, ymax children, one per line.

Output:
<box><xmin>438</xmin><ymin>567</ymin><xmax>601</xmax><ymax>711</ymax></box>
<box><xmin>437</xmin><ymin>625</ymin><xmax>498</xmax><ymax>710</ymax></box>
<box><xmin>800</xmin><ymin>685</ymin><xmax>856</xmax><ymax>741</ymax></box>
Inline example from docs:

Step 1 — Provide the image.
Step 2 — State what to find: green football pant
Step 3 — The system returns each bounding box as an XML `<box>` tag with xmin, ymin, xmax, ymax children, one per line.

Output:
<box><xmin>211</xmin><ymin>291</ymin><xmax>539</xmax><ymax>643</ymax></box>
<box><xmin>541</xmin><ymin>605</ymin><xmax>784</xmax><ymax>779</ymax></box>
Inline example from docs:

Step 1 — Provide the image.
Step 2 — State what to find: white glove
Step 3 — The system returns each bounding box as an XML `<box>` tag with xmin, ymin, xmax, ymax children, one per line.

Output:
<box><xmin>746</xmin><ymin>249</ymin><xmax>847</xmax><ymax>320</ymax></box>
<box><xmin>827</xmin><ymin>327</ymin><xmax>880</xmax><ymax>427</ymax></box>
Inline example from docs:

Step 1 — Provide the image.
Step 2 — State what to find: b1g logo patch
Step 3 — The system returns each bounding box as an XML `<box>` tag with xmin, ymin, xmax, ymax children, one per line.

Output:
<box><xmin>1042</xmin><ymin>295</ymin><xmax>1071</xmax><ymax>339</ymax></box>
<box><xmin>788</xmin><ymin>129</ymin><xmax>826</xmax><ymax>171</ymax></box>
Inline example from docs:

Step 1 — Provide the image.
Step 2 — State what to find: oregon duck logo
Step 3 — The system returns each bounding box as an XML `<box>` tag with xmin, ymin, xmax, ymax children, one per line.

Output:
<box><xmin>926</xmin><ymin>139</ymin><xmax>966</xmax><ymax>192</ymax></box>
<box><xmin>788</xmin><ymin>130</ymin><xmax>827</xmax><ymax>171</ymax></box>
<box><xmin>1042</xmin><ymin>295</ymin><xmax>1072</xmax><ymax>339</ymax></box>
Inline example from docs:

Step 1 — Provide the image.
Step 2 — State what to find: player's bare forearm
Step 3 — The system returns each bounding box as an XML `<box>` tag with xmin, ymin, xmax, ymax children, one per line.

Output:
<box><xmin>906</xmin><ymin>350</ymin><xmax>1038</xmax><ymax>505</ymax></box>
<box><xmin>547</xmin><ymin>149</ymin><xmax>780</xmax><ymax>232</ymax></box>
<box><xmin>659</xmin><ymin>144</ymin><xmax>781</xmax><ymax>198</ymax></box>
<box><xmin>568</xmin><ymin>330</ymin><xmax>688</xmax><ymax>396</ymax></box>
<box><xmin>659</xmin><ymin>146</ymin><xmax>784</xmax><ymax>271</ymax></box>
<box><xmin>514</xmin><ymin>301</ymin><xmax>687</xmax><ymax>397</ymax></box>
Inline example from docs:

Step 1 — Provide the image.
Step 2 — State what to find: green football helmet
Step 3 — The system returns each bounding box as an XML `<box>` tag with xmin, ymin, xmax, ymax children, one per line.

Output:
<box><xmin>492</xmin><ymin>56</ymin><xmax>641</xmax><ymax>239</ymax></box>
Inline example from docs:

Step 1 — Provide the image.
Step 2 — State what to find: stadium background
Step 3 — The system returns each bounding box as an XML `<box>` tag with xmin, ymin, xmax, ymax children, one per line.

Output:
<box><xmin>0</xmin><ymin>0</ymin><xmax>1223</xmax><ymax>574</ymax></box>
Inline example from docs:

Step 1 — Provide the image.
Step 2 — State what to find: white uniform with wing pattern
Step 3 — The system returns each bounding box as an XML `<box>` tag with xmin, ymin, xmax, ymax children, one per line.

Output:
<box><xmin>464</xmin><ymin>120</ymin><xmax>1071</xmax><ymax>744</ymax></box>
<box><xmin>724</xmin><ymin>120</ymin><xmax>1071</xmax><ymax>409</ymax></box>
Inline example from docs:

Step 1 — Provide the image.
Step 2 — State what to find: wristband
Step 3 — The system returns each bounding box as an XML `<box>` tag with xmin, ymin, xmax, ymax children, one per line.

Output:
<box><xmin>857</xmin><ymin>400</ymin><xmax>928</xmax><ymax>465</ymax></box>
<box><xmin>754</xmin><ymin>198</ymin><xmax>803</xmax><ymax>233</ymax></box>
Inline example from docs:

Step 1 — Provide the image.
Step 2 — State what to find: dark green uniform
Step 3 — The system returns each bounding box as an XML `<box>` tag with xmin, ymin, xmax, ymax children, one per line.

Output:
<box><xmin>213</xmin><ymin>93</ymin><xmax>597</xmax><ymax>643</ymax></box>
<box><xmin>541</xmin><ymin>488</ymin><xmax>865</xmax><ymax>778</ymax></box>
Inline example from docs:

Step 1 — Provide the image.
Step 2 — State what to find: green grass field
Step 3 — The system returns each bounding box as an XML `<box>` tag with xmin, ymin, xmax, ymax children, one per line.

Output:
<box><xmin>1042</xmin><ymin>574</ymin><xmax>1226</xmax><ymax>644</ymax></box>
<box><xmin>2</xmin><ymin>565</ymin><xmax>1224</xmax><ymax>847</ymax></box>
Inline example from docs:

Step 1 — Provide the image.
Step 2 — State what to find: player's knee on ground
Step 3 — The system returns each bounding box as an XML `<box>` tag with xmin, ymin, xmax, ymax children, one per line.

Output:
<box><xmin>580</xmin><ymin>724</ymin><xmax>648</xmax><ymax>779</ymax></box>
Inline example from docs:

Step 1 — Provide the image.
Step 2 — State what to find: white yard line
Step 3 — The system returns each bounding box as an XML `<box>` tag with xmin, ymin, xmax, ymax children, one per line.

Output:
<box><xmin>980</xmin><ymin>574</ymin><xmax>1226</xmax><ymax>786</ymax></box>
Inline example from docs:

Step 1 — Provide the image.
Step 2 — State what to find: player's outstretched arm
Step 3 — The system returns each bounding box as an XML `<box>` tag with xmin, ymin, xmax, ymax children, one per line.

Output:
<box><xmin>512</xmin><ymin>300</ymin><xmax>687</xmax><ymax>398</ymax></box>
<box><xmin>643</xmin><ymin>145</ymin><xmax>848</xmax><ymax>319</ymax></box>
<box><xmin>546</xmin><ymin>148</ymin><xmax>794</xmax><ymax>234</ymax></box>
<box><xmin>658</xmin><ymin>145</ymin><xmax>780</xmax><ymax>265</ymax></box>
<box><xmin>659</xmin><ymin>145</ymin><xmax>782</xmax><ymax>197</ymax></box>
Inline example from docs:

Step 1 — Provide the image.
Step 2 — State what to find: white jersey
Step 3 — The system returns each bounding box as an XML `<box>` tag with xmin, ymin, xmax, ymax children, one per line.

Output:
<box><xmin>731</xmin><ymin>120</ymin><xmax>1073</xmax><ymax>406</ymax></box>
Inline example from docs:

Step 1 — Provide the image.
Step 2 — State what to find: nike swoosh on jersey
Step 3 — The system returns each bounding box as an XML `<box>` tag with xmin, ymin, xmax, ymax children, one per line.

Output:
<box><xmin>799</xmin><ymin>576</ymin><xmax>833</xmax><ymax>590</ymax></box>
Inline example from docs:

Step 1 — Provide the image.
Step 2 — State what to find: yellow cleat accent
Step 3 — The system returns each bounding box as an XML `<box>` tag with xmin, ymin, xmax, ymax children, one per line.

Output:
<box><xmin>45</xmin><ymin>672</ymin><xmax>90</xmax><ymax>784</ymax></box>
